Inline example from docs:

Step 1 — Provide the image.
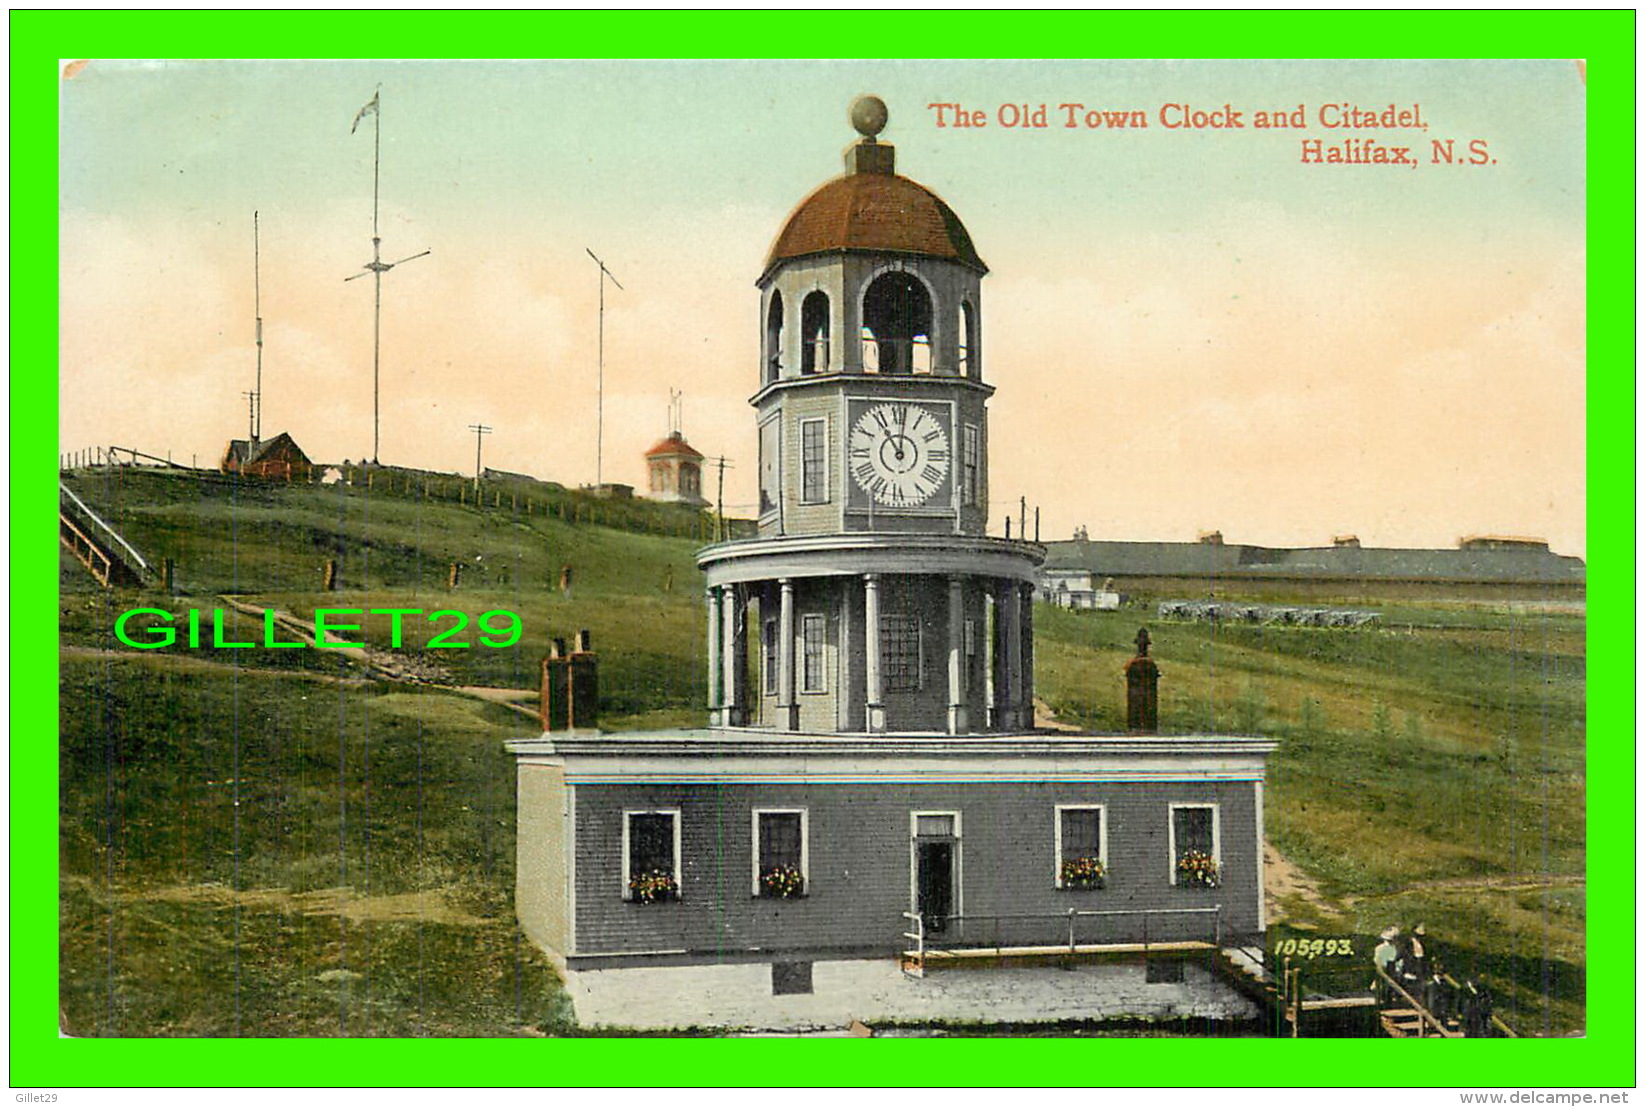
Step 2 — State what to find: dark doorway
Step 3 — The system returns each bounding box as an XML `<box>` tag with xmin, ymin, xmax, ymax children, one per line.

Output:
<box><xmin>917</xmin><ymin>839</ymin><xmax>955</xmax><ymax>933</ymax></box>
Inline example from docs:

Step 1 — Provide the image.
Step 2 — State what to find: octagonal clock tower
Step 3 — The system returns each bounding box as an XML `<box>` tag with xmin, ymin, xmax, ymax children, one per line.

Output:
<box><xmin>698</xmin><ymin>97</ymin><xmax>1044</xmax><ymax>735</ymax></box>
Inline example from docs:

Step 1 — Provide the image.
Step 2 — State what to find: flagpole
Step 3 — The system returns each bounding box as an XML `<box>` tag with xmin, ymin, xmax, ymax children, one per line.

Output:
<box><xmin>345</xmin><ymin>89</ymin><xmax>427</xmax><ymax>468</ymax></box>
<box><xmin>253</xmin><ymin>210</ymin><xmax>263</xmax><ymax>441</ymax></box>
<box><xmin>372</xmin><ymin>92</ymin><xmax>382</xmax><ymax>464</ymax></box>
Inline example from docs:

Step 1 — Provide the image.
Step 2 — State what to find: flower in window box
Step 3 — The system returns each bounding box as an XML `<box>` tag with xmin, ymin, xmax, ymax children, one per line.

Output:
<box><xmin>1059</xmin><ymin>856</ymin><xmax>1107</xmax><ymax>890</ymax></box>
<box><xmin>629</xmin><ymin>869</ymin><xmax>679</xmax><ymax>904</ymax></box>
<box><xmin>759</xmin><ymin>864</ymin><xmax>805</xmax><ymax>899</ymax></box>
<box><xmin>1176</xmin><ymin>849</ymin><xmax>1219</xmax><ymax>888</ymax></box>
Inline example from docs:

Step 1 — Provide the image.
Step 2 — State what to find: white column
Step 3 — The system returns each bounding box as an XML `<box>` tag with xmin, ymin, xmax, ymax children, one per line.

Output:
<box><xmin>1255</xmin><ymin>780</ymin><xmax>1267</xmax><ymax>933</ymax></box>
<box><xmin>984</xmin><ymin>591</ymin><xmax>997</xmax><ymax>729</ymax></box>
<box><xmin>706</xmin><ymin>586</ymin><xmax>721</xmax><ymax>723</ymax></box>
<box><xmin>721</xmin><ymin>584</ymin><xmax>741</xmax><ymax>726</ymax></box>
<box><xmin>778</xmin><ymin>577</ymin><xmax>797</xmax><ymax>731</ymax></box>
<box><xmin>947</xmin><ymin>575</ymin><xmax>967</xmax><ymax>734</ymax></box>
<box><xmin>864</xmin><ymin>573</ymin><xmax>884</xmax><ymax>733</ymax></box>
<box><xmin>1002</xmin><ymin>579</ymin><xmax>1023</xmax><ymax>730</ymax></box>
<box><xmin>1020</xmin><ymin>582</ymin><xmax>1036</xmax><ymax>728</ymax></box>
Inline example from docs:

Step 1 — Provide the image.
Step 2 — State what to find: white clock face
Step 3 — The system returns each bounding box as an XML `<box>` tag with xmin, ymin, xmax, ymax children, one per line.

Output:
<box><xmin>849</xmin><ymin>403</ymin><xmax>951</xmax><ymax>507</ymax></box>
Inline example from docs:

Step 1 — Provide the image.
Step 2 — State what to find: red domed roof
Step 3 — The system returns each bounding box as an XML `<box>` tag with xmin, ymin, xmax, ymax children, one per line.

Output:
<box><xmin>764</xmin><ymin>171</ymin><xmax>987</xmax><ymax>277</ymax></box>
<box><xmin>645</xmin><ymin>432</ymin><xmax>703</xmax><ymax>460</ymax></box>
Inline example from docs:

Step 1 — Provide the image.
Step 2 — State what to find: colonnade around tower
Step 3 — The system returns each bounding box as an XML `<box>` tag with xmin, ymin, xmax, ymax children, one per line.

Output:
<box><xmin>705</xmin><ymin>573</ymin><xmax>1037</xmax><ymax>734</ymax></box>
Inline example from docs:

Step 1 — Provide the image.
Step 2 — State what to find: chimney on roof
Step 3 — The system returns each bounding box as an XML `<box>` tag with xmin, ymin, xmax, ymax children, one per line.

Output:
<box><xmin>845</xmin><ymin>94</ymin><xmax>895</xmax><ymax>175</ymax></box>
<box><xmin>541</xmin><ymin>630</ymin><xmax>599</xmax><ymax>733</ymax></box>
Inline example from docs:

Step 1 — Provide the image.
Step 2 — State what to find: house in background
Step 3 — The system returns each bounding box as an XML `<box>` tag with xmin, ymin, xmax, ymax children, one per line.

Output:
<box><xmin>508</xmin><ymin>98</ymin><xmax>1275</xmax><ymax>1028</ymax></box>
<box><xmin>644</xmin><ymin>430</ymin><xmax>709</xmax><ymax>509</ymax></box>
<box><xmin>219</xmin><ymin>431</ymin><xmax>313</xmax><ymax>481</ymax></box>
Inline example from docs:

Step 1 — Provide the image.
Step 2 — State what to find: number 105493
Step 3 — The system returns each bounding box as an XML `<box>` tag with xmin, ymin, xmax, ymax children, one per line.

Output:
<box><xmin>1273</xmin><ymin>937</ymin><xmax>1356</xmax><ymax>959</ymax></box>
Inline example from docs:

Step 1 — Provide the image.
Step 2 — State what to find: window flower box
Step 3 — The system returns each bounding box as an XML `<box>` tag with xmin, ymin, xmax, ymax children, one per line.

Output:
<box><xmin>628</xmin><ymin>869</ymin><xmax>679</xmax><ymax>904</ymax></box>
<box><xmin>1176</xmin><ymin>849</ymin><xmax>1219</xmax><ymax>888</ymax></box>
<box><xmin>1059</xmin><ymin>856</ymin><xmax>1107</xmax><ymax>890</ymax></box>
<box><xmin>759</xmin><ymin>864</ymin><xmax>805</xmax><ymax>899</ymax></box>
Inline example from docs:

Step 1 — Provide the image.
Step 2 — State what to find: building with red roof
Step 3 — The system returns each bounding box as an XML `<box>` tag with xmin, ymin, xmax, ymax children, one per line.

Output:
<box><xmin>644</xmin><ymin>430</ymin><xmax>708</xmax><ymax>508</ymax></box>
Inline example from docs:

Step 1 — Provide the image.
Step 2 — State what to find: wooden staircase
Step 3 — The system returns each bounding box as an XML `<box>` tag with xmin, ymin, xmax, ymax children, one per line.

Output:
<box><xmin>60</xmin><ymin>483</ymin><xmax>147</xmax><ymax>588</ymax></box>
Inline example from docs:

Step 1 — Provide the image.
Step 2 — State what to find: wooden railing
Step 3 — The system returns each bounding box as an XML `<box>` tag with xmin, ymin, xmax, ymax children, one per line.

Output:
<box><xmin>901</xmin><ymin>905</ymin><xmax>1224</xmax><ymax>977</ymax></box>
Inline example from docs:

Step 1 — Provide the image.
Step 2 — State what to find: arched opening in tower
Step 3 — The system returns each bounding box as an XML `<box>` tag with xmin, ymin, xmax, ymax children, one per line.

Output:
<box><xmin>861</xmin><ymin>272</ymin><xmax>932</xmax><ymax>375</ymax></box>
<box><xmin>800</xmin><ymin>291</ymin><xmax>830</xmax><ymax>375</ymax></box>
<box><xmin>959</xmin><ymin>300</ymin><xmax>978</xmax><ymax>379</ymax></box>
<box><xmin>765</xmin><ymin>291</ymin><xmax>785</xmax><ymax>384</ymax></box>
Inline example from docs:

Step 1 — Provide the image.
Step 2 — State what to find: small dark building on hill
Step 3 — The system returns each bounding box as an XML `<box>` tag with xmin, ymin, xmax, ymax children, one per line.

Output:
<box><xmin>220</xmin><ymin>432</ymin><xmax>313</xmax><ymax>481</ymax></box>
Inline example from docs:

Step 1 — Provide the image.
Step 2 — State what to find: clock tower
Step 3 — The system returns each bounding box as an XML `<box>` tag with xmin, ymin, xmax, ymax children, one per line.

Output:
<box><xmin>699</xmin><ymin>96</ymin><xmax>1043</xmax><ymax>734</ymax></box>
<box><xmin>512</xmin><ymin>95</ymin><xmax>1275</xmax><ymax>1007</ymax></box>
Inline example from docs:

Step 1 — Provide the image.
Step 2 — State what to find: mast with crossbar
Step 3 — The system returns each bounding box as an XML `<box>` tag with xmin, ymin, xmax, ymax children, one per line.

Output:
<box><xmin>346</xmin><ymin>88</ymin><xmax>430</xmax><ymax>465</ymax></box>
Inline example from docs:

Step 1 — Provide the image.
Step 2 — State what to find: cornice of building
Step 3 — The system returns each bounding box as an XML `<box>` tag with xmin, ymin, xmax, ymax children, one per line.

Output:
<box><xmin>748</xmin><ymin>373</ymin><xmax>997</xmax><ymax>409</ymax></box>
<box><xmin>508</xmin><ymin>728</ymin><xmax>1279</xmax><ymax>767</ymax></box>
<box><xmin>696</xmin><ymin>533</ymin><xmax>1046</xmax><ymax>582</ymax></box>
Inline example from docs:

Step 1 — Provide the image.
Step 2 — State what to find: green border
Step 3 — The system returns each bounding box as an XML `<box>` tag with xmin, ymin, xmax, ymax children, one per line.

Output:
<box><xmin>15</xmin><ymin>10</ymin><xmax>1635</xmax><ymax>1090</ymax></box>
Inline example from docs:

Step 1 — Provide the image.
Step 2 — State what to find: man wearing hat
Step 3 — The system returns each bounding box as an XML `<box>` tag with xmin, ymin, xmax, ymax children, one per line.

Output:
<box><xmin>1399</xmin><ymin>923</ymin><xmax>1430</xmax><ymax>986</ymax></box>
<box><xmin>1372</xmin><ymin>926</ymin><xmax>1401</xmax><ymax>1002</ymax></box>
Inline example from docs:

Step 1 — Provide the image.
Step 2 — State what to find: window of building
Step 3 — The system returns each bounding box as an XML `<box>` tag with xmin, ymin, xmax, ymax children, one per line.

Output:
<box><xmin>763</xmin><ymin>617</ymin><xmax>779</xmax><ymax>695</ymax></box>
<box><xmin>1169</xmin><ymin>803</ymin><xmax>1220</xmax><ymax>887</ymax></box>
<box><xmin>880</xmin><ymin>614</ymin><xmax>922</xmax><ymax>692</ymax></box>
<box><xmin>759</xmin><ymin>416</ymin><xmax>780</xmax><ymax>517</ymax></box>
<box><xmin>963</xmin><ymin>617</ymin><xmax>976</xmax><ymax>692</ymax></box>
<box><xmin>962</xmin><ymin>425</ymin><xmax>980</xmax><ymax>507</ymax></box>
<box><xmin>801</xmin><ymin>614</ymin><xmax>825</xmax><ymax>692</ymax></box>
<box><xmin>753</xmin><ymin>809</ymin><xmax>807</xmax><ymax>898</ymax></box>
<box><xmin>623</xmin><ymin>810</ymin><xmax>681</xmax><ymax>902</ymax></box>
<box><xmin>959</xmin><ymin>301</ymin><xmax>979</xmax><ymax>378</ymax></box>
<box><xmin>800</xmin><ymin>418</ymin><xmax>827</xmax><ymax>504</ymax></box>
<box><xmin>1055</xmin><ymin>805</ymin><xmax>1107</xmax><ymax>889</ymax></box>
<box><xmin>681</xmin><ymin>462</ymin><xmax>699</xmax><ymax>497</ymax></box>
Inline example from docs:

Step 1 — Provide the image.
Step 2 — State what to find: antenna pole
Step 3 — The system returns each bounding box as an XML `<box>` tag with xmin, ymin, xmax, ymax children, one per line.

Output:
<box><xmin>469</xmin><ymin>423</ymin><xmax>493</xmax><ymax>495</ymax></box>
<box><xmin>243</xmin><ymin>391</ymin><xmax>258</xmax><ymax>442</ymax></box>
<box><xmin>372</xmin><ymin>96</ymin><xmax>382</xmax><ymax>465</ymax></box>
<box><xmin>253</xmin><ymin>211</ymin><xmax>263</xmax><ymax>441</ymax></box>
<box><xmin>347</xmin><ymin>88</ymin><xmax>428</xmax><ymax>468</ymax></box>
<box><xmin>705</xmin><ymin>455</ymin><xmax>737</xmax><ymax>542</ymax></box>
<box><xmin>602</xmin><ymin>264</ymin><xmax>608</xmax><ymax>483</ymax></box>
<box><xmin>586</xmin><ymin>248</ymin><xmax>624</xmax><ymax>487</ymax></box>
<box><xmin>717</xmin><ymin>456</ymin><xmax>726</xmax><ymax>542</ymax></box>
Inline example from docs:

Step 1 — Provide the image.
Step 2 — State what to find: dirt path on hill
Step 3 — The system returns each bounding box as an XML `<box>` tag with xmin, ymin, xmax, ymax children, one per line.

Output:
<box><xmin>455</xmin><ymin>685</ymin><xmax>540</xmax><ymax>719</ymax></box>
<box><xmin>1032</xmin><ymin>698</ymin><xmax>1083</xmax><ymax>732</ymax></box>
<box><xmin>1264</xmin><ymin>840</ymin><xmax>1339</xmax><ymax>923</ymax></box>
<box><xmin>217</xmin><ymin>596</ymin><xmax>453</xmax><ymax>684</ymax></box>
<box><xmin>76</xmin><ymin>875</ymin><xmax>497</xmax><ymax>927</ymax></box>
<box><xmin>63</xmin><ymin>639</ymin><xmax>535</xmax><ymax>720</ymax></box>
<box><xmin>59</xmin><ymin>645</ymin><xmax>366</xmax><ymax>685</ymax></box>
<box><xmin>1342</xmin><ymin>873</ymin><xmax>1585</xmax><ymax>907</ymax></box>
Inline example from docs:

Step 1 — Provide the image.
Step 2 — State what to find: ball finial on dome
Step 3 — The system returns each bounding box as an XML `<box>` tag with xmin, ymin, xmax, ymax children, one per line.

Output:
<box><xmin>850</xmin><ymin>95</ymin><xmax>888</xmax><ymax>139</ymax></box>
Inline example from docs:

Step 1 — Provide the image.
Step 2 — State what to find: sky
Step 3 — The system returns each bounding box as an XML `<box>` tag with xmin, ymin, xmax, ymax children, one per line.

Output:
<box><xmin>58</xmin><ymin>59</ymin><xmax>1587</xmax><ymax>556</ymax></box>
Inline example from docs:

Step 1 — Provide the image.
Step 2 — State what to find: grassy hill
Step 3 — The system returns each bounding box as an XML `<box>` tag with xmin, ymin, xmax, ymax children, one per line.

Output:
<box><xmin>58</xmin><ymin>468</ymin><xmax>1585</xmax><ymax>1035</ymax></box>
